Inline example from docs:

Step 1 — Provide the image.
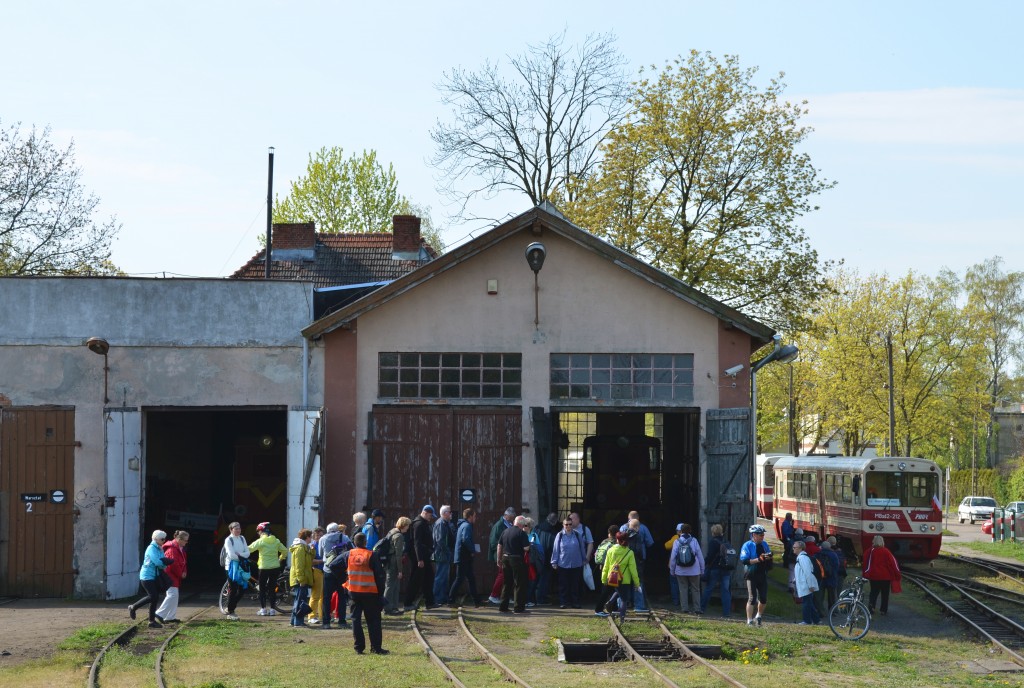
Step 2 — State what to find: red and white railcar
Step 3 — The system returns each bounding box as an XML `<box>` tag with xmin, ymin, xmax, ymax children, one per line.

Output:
<box><xmin>767</xmin><ymin>455</ymin><xmax>943</xmax><ymax>562</ymax></box>
<box><xmin>755</xmin><ymin>453</ymin><xmax>790</xmax><ymax>520</ymax></box>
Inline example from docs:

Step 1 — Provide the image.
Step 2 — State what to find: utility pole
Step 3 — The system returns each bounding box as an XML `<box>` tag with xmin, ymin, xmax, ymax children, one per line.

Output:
<box><xmin>885</xmin><ymin>332</ymin><xmax>896</xmax><ymax>456</ymax></box>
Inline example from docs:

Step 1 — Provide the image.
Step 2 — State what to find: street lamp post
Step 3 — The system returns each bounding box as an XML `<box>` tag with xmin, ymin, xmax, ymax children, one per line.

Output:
<box><xmin>750</xmin><ymin>334</ymin><xmax>799</xmax><ymax>522</ymax></box>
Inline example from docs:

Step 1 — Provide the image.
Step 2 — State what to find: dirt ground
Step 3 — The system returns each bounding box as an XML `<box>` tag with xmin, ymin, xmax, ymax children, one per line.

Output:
<box><xmin>0</xmin><ymin>592</ymin><xmax>222</xmax><ymax>667</ymax></box>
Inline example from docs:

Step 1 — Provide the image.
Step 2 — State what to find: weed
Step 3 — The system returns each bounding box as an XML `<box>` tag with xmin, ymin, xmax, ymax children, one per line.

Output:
<box><xmin>56</xmin><ymin>622</ymin><xmax>130</xmax><ymax>651</ymax></box>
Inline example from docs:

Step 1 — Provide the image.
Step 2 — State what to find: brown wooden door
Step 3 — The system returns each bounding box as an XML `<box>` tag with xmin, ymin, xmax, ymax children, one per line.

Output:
<box><xmin>0</xmin><ymin>408</ymin><xmax>76</xmax><ymax>597</ymax></box>
<box><xmin>368</xmin><ymin>406</ymin><xmax>523</xmax><ymax>592</ymax></box>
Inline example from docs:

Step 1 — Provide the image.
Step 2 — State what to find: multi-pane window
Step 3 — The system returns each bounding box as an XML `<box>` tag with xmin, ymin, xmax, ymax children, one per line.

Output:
<box><xmin>786</xmin><ymin>471</ymin><xmax>816</xmax><ymax>499</ymax></box>
<box><xmin>824</xmin><ymin>473</ymin><xmax>853</xmax><ymax>504</ymax></box>
<box><xmin>378</xmin><ymin>352</ymin><xmax>522</xmax><ymax>399</ymax></box>
<box><xmin>549</xmin><ymin>353</ymin><xmax>694</xmax><ymax>401</ymax></box>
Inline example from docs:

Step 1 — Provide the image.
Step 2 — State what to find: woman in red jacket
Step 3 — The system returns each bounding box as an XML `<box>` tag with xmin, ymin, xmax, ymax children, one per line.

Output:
<box><xmin>862</xmin><ymin>535</ymin><xmax>901</xmax><ymax>615</ymax></box>
<box><xmin>156</xmin><ymin>530</ymin><xmax>189</xmax><ymax>623</ymax></box>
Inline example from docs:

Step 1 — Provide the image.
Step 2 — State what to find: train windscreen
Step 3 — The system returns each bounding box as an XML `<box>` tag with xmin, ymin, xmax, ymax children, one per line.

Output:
<box><xmin>864</xmin><ymin>471</ymin><xmax>939</xmax><ymax>508</ymax></box>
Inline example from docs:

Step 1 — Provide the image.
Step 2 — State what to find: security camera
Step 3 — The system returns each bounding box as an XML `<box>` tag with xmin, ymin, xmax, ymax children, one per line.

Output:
<box><xmin>723</xmin><ymin>364</ymin><xmax>745</xmax><ymax>377</ymax></box>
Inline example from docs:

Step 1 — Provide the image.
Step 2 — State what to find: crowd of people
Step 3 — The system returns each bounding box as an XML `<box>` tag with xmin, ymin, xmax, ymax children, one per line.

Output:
<box><xmin>129</xmin><ymin>506</ymin><xmax>905</xmax><ymax>650</ymax></box>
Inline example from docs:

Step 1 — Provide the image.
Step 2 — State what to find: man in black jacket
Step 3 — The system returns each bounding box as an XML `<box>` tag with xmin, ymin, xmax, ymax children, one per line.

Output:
<box><xmin>404</xmin><ymin>505</ymin><xmax>437</xmax><ymax>610</ymax></box>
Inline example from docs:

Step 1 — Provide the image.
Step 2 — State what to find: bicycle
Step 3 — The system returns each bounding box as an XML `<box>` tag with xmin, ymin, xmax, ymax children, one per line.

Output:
<box><xmin>219</xmin><ymin>564</ymin><xmax>292</xmax><ymax>615</ymax></box>
<box><xmin>828</xmin><ymin>575</ymin><xmax>871</xmax><ymax>640</ymax></box>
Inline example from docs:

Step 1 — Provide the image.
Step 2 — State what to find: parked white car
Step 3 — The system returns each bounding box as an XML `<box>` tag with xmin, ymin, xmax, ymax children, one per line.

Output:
<box><xmin>958</xmin><ymin>496</ymin><xmax>997</xmax><ymax>524</ymax></box>
<box><xmin>1005</xmin><ymin>501</ymin><xmax>1024</xmax><ymax>514</ymax></box>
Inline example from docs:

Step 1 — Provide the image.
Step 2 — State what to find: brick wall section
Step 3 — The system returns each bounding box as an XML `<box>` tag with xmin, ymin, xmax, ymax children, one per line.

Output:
<box><xmin>392</xmin><ymin>215</ymin><xmax>421</xmax><ymax>253</ymax></box>
<box><xmin>272</xmin><ymin>222</ymin><xmax>316</xmax><ymax>249</ymax></box>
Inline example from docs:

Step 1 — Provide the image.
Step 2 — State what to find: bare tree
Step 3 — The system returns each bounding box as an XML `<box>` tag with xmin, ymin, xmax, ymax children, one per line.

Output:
<box><xmin>431</xmin><ymin>31</ymin><xmax>629</xmax><ymax>219</ymax></box>
<box><xmin>0</xmin><ymin>121</ymin><xmax>121</xmax><ymax>275</ymax></box>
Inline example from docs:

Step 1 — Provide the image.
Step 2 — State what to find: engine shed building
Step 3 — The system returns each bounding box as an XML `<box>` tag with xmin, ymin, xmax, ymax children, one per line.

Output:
<box><xmin>0</xmin><ymin>278</ymin><xmax>323</xmax><ymax>599</ymax></box>
<box><xmin>303</xmin><ymin>205</ymin><xmax>773</xmax><ymax>591</ymax></box>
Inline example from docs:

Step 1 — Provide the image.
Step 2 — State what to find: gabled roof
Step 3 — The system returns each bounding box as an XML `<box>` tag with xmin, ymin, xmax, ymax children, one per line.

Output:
<box><xmin>301</xmin><ymin>206</ymin><xmax>776</xmax><ymax>344</ymax></box>
<box><xmin>231</xmin><ymin>233</ymin><xmax>434</xmax><ymax>289</ymax></box>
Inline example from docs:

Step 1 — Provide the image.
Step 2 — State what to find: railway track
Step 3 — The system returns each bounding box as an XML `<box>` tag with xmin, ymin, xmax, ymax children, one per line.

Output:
<box><xmin>606</xmin><ymin>610</ymin><xmax>750</xmax><ymax>688</ymax></box>
<box><xmin>86</xmin><ymin>602</ymin><xmax>215</xmax><ymax>688</ymax></box>
<box><xmin>940</xmin><ymin>552</ymin><xmax>1024</xmax><ymax>584</ymax></box>
<box><xmin>903</xmin><ymin>571</ymin><xmax>1024</xmax><ymax>666</ymax></box>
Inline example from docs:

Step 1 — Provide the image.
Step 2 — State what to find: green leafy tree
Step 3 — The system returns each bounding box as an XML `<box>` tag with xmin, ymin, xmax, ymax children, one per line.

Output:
<box><xmin>0</xmin><ymin>121</ymin><xmax>121</xmax><ymax>275</ymax></box>
<box><xmin>567</xmin><ymin>51</ymin><xmax>835</xmax><ymax>330</ymax></box>
<box><xmin>431</xmin><ymin>31</ymin><xmax>630</xmax><ymax>217</ymax></box>
<box><xmin>965</xmin><ymin>257</ymin><xmax>1024</xmax><ymax>463</ymax></box>
<box><xmin>273</xmin><ymin>147</ymin><xmax>443</xmax><ymax>251</ymax></box>
<box><xmin>759</xmin><ymin>270</ymin><xmax>990</xmax><ymax>463</ymax></box>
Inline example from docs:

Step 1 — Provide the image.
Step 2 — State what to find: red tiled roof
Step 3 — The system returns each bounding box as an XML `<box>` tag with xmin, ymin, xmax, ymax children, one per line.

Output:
<box><xmin>230</xmin><ymin>233</ymin><xmax>436</xmax><ymax>289</ymax></box>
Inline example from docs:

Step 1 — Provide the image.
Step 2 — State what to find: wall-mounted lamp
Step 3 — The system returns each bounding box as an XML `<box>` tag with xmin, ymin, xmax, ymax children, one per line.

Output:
<box><xmin>525</xmin><ymin>242</ymin><xmax>546</xmax><ymax>329</ymax></box>
<box><xmin>85</xmin><ymin>337</ymin><xmax>110</xmax><ymax>404</ymax></box>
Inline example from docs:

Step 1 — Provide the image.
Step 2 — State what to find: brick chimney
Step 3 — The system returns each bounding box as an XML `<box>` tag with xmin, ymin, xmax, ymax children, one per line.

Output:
<box><xmin>392</xmin><ymin>215</ymin><xmax>422</xmax><ymax>260</ymax></box>
<box><xmin>270</xmin><ymin>222</ymin><xmax>316</xmax><ymax>261</ymax></box>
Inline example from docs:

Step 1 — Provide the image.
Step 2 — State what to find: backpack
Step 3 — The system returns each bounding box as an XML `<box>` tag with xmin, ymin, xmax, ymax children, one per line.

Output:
<box><xmin>607</xmin><ymin>550</ymin><xmax>626</xmax><ymax>587</ymax></box>
<box><xmin>718</xmin><ymin>541</ymin><xmax>737</xmax><ymax>571</ymax></box>
<box><xmin>595</xmin><ymin>538</ymin><xmax>615</xmax><ymax>566</ymax></box>
<box><xmin>373</xmin><ymin>533</ymin><xmax>394</xmax><ymax>567</ymax></box>
<box><xmin>813</xmin><ymin>551</ymin><xmax>833</xmax><ymax>581</ymax></box>
<box><xmin>676</xmin><ymin>536</ymin><xmax>696</xmax><ymax>567</ymax></box>
<box><xmin>324</xmin><ymin>539</ymin><xmax>351</xmax><ymax>568</ymax></box>
<box><xmin>809</xmin><ymin>552</ymin><xmax>826</xmax><ymax>582</ymax></box>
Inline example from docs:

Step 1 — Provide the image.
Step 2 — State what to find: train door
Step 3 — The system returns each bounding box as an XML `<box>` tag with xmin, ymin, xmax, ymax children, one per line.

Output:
<box><xmin>816</xmin><ymin>469</ymin><xmax>828</xmax><ymax>534</ymax></box>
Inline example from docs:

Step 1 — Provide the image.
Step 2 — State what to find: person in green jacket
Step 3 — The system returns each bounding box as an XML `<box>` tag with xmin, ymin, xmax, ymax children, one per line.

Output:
<box><xmin>595</xmin><ymin>531</ymin><xmax>639</xmax><ymax>621</ymax></box>
<box><xmin>250</xmin><ymin>522</ymin><xmax>288</xmax><ymax>616</ymax></box>
<box><xmin>289</xmin><ymin>529</ymin><xmax>314</xmax><ymax>627</ymax></box>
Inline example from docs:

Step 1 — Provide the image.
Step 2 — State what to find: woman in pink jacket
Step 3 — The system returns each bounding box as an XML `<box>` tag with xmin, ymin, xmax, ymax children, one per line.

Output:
<box><xmin>862</xmin><ymin>535</ymin><xmax>901</xmax><ymax>615</ymax></box>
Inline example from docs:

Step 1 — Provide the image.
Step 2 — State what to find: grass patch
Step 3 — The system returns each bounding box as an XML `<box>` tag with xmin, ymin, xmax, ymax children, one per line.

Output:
<box><xmin>56</xmin><ymin>621</ymin><xmax>131</xmax><ymax>651</ymax></box>
<box><xmin>960</xmin><ymin>539</ymin><xmax>1024</xmax><ymax>562</ymax></box>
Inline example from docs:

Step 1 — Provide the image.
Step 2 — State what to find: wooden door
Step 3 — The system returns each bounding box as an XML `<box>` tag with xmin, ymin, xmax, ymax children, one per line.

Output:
<box><xmin>0</xmin><ymin>408</ymin><xmax>76</xmax><ymax>597</ymax></box>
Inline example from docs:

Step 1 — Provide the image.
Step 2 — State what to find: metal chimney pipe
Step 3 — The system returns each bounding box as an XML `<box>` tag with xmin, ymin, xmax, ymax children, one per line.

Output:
<box><xmin>265</xmin><ymin>147</ymin><xmax>275</xmax><ymax>278</ymax></box>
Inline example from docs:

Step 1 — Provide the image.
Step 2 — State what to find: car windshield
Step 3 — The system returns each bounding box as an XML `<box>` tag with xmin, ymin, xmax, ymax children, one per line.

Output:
<box><xmin>976</xmin><ymin>498</ymin><xmax>997</xmax><ymax>507</ymax></box>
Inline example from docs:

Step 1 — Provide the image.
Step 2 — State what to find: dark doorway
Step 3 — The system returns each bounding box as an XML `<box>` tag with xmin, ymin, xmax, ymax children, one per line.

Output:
<box><xmin>144</xmin><ymin>408</ymin><xmax>287</xmax><ymax>585</ymax></box>
<box><xmin>553</xmin><ymin>409</ymin><xmax>700</xmax><ymax>593</ymax></box>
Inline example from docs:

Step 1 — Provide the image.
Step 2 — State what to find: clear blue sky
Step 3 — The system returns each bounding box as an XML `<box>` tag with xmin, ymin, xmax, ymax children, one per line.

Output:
<box><xmin>4</xmin><ymin>2</ymin><xmax>1022</xmax><ymax>278</ymax></box>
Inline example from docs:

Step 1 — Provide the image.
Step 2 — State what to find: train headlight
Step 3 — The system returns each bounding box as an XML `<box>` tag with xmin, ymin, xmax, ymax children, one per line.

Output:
<box><xmin>874</xmin><ymin>522</ymin><xmax>885</xmax><ymax>531</ymax></box>
<box><xmin>920</xmin><ymin>524</ymin><xmax>929</xmax><ymax>532</ymax></box>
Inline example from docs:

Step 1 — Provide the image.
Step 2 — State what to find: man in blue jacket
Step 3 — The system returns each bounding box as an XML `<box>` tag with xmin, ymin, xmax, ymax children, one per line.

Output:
<box><xmin>448</xmin><ymin>508</ymin><xmax>481</xmax><ymax>607</ymax></box>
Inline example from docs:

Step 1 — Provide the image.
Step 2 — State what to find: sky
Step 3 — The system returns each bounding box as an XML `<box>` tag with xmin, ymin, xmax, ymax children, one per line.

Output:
<box><xmin>4</xmin><ymin>2</ymin><xmax>1023</xmax><ymax>279</ymax></box>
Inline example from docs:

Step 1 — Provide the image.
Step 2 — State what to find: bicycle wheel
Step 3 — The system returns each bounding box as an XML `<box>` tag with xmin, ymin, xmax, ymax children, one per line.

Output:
<box><xmin>273</xmin><ymin>572</ymin><xmax>292</xmax><ymax>613</ymax></box>
<box><xmin>828</xmin><ymin>600</ymin><xmax>870</xmax><ymax>640</ymax></box>
<box><xmin>219</xmin><ymin>579</ymin><xmax>230</xmax><ymax>614</ymax></box>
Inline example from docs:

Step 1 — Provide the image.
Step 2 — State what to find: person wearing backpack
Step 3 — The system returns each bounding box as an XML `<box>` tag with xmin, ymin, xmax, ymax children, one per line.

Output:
<box><xmin>819</xmin><ymin>540</ymin><xmax>842</xmax><ymax>610</ymax></box>
<box><xmin>550</xmin><ymin>516</ymin><xmax>587</xmax><ymax>608</ymax></box>
<box><xmin>533</xmin><ymin>513</ymin><xmax>558</xmax><ymax>605</ymax></box>
<box><xmin>432</xmin><ymin>505</ymin><xmax>456</xmax><ymax>605</ymax></box>
<box><xmin>595</xmin><ymin>531</ymin><xmax>638</xmax><ymax>620</ymax></box>
<box><xmin>669</xmin><ymin>523</ymin><xmax>705</xmax><ymax>613</ymax></box>
<box><xmin>699</xmin><ymin>523</ymin><xmax>733</xmax><ymax>617</ymax></box>
<box><xmin>793</xmin><ymin>540</ymin><xmax>820</xmax><ymax>625</ymax></box>
<box><xmin>382</xmin><ymin>516</ymin><xmax>411</xmax><ymax>615</ymax></box>
<box><xmin>404</xmin><ymin>506</ymin><xmax>437</xmax><ymax>610</ymax></box>
<box><xmin>594</xmin><ymin>525</ymin><xmax>618</xmax><ymax>570</ymax></box>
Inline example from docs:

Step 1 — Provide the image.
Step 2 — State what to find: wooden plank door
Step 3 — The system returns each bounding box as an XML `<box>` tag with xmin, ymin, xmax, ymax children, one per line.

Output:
<box><xmin>0</xmin><ymin>408</ymin><xmax>76</xmax><ymax>597</ymax></box>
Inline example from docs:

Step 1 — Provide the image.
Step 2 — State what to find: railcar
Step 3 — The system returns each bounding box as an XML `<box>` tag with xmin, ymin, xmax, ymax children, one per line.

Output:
<box><xmin>755</xmin><ymin>453</ymin><xmax>791</xmax><ymax>520</ymax></box>
<box><xmin>767</xmin><ymin>455</ymin><xmax>943</xmax><ymax>561</ymax></box>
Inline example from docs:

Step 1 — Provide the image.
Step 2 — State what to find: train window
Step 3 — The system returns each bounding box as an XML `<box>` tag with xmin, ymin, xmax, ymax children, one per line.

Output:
<box><xmin>864</xmin><ymin>471</ymin><xmax>939</xmax><ymax>507</ymax></box>
<box><xmin>841</xmin><ymin>474</ymin><xmax>852</xmax><ymax>504</ymax></box>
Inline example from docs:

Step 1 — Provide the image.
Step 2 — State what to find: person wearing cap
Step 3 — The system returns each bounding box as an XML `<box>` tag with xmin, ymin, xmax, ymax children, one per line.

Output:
<box><xmin>250</xmin><ymin>522</ymin><xmax>288</xmax><ymax>616</ymax></box>
<box><xmin>363</xmin><ymin>509</ymin><xmax>385</xmax><ymax>550</ymax></box>
<box><xmin>487</xmin><ymin>507</ymin><xmax>518</xmax><ymax>604</ymax></box>
<box><xmin>740</xmin><ymin>524</ymin><xmax>773</xmax><ymax>626</ymax></box>
<box><xmin>404</xmin><ymin>505</ymin><xmax>437</xmax><ymax>610</ymax></box>
<box><xmin>432</xmin><ymin>505</ymin><xmax>456</xmax><ymax>605</ymax></box>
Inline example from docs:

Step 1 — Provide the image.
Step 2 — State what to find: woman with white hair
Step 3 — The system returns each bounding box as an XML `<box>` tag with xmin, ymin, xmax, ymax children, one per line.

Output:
<box><xmin>129</xmin><ymin>530</ymin><xmax>169</xmax><ymax>628</ymax></box>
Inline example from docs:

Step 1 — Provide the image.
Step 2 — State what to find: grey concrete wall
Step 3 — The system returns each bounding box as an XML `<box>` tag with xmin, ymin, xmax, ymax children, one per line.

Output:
<box><xmin>0</xmin><ymin>277</ymin><xmax>324</xmax><ymax>598</ymax></box>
